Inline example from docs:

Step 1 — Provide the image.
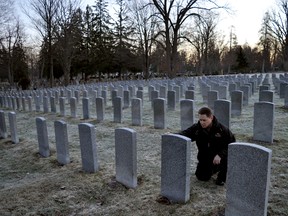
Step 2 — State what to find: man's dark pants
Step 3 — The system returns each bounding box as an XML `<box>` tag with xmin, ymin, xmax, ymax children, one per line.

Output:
<box><xmin>195</xmin><ymin>157</ymin><xmax>227</xmax><ymax>182</ymax></box>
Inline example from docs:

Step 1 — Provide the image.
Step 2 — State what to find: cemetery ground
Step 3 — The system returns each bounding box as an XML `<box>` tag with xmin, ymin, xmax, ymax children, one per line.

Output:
<box><xmin>0</xmin><ymin>82</ymin><xmax>288</xmax><ymax>216</ymax></box>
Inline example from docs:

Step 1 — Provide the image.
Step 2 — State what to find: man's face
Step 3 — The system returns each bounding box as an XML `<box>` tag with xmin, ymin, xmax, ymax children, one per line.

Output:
<box><xmin>199</xmin><ymin>114</ymin><xmax>213</xmax><ymax>129</ymax></box>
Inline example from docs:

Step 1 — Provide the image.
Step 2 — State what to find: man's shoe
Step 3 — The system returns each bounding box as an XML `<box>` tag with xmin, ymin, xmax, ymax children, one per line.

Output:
<box><xmin>215</xmin><ymin>179</ymin><xmax>225</xmax><ymax>186</ymax></box>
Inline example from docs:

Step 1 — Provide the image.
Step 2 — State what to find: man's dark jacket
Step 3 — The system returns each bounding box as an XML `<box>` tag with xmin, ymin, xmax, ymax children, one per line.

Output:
<box><xmin>179</xmin><ymin>116</ymin><xmax>236</xmax><ymax>163</ymax></box>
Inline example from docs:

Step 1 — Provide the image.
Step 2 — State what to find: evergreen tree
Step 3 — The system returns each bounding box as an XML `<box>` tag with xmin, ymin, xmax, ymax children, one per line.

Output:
<box><xmin>235</xmin><ymin>46</ymin><xmax>249</xmax><ymax>72</ymax></box>
<box><xmin>92</xmin><ymin>0</ymin><xmax>115</xmax><ymax>80</ymax></box>
<box><xmin>113</xmin><ymin>0</ymin><xmax>137</xmax><ymax>80</ymax></box>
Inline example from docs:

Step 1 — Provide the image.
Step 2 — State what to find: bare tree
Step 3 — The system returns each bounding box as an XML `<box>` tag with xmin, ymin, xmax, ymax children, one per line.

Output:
<box><xmin>24</xmin><ymin>0</ymin><xmax>60</xmax><ymax>87</ymax></box>
<box><xmin>0</xmin><ymin>20</ymin><xmax>24</xmax><ymax>84</ymax></box>
<box><xmin>268</xmin><ymin>0</ymin><xmax>288</xmax><ymax>70</ymax></box>
<box><xmin>151</xmin><ymin>0</ymin><xmax>225</xmax><ymax>78</ymax></box>
<box><xmin>186</xmin><ymin>12</ymin><xmax>219</xmax><ymax>75</ymax></box>
<box><xmin>54</xmin><ymin>0</ymin><xmax>82</xmax><ymax>86</ymax></box>
<box><xmin>0</xmin><ymin>0</ymin><xmax>18</xmax><ymax>84</ymax></box>
<box><xmin>129</xmin><ymin>0</ymin><xmax>157</xmax><ymax>79</ymax></box>
<box><xmin>0</xmin><ymin>0</ymin><xmax>14</xmax><ymax>29</ymax></box>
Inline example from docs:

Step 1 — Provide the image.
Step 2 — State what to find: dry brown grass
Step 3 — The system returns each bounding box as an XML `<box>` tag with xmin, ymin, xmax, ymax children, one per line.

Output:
<box><xmin>0</xmin><ymin>77</ymin><xmax>287</xmax><ymax>216</ymax></box>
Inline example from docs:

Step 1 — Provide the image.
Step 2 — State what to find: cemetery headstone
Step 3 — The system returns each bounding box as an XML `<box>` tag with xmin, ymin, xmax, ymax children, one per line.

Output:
<box><xmin>78</xmin><ymin>123</ymin><xmax>99</xmax><ymax>172</ymax></box>
<box><xmin>54</xmin><ymin>120</ymin><xmax>70</xmax><ymax>165</ymax></box>
<box><xmin>131</xmin><ymin>98</ymin><xmax>142</xmax><ymax>126</ymax></box>
<box><xmin>36</xmin><ymin>117</ymin><xmax>50</xmax><ymax>157</ymax></box>
<box><xmin>259</xmin><ymin>90</ymin><xmax>274</xmax><ymax>103</ymax></box>
<box><xmin>82</xmin><ymin>97</ymin><xmax>90</xmax><ymax>119</ymax></box>
<box><xmin>153</xmin><ymin>98</ymin><xmax>166</xmax><ymax>129</ymax></box>
<box><xmin>167</xmin><ymin>90</ymin><xmax>176</xmax><ymax>110</ymax></box>
<box><xmin>253</xmin><ymin>102</ymin><xmax>274</xmax><ymax>143</ymax></box>
<box><xmin>113</xmin><ymin>96</ymin><xmax>123</xmax><ymax>123</ymax></box>
<box><xmin>8</xmin><ymin>112</ymin><xmax>19</xmax><ymax>144</ymax></box>
<box><xmin>115</xmin><ymin>128</ymin><xmax>137</xmax><ymax>188</ymax></box>
<box><xmin>96</xmin><ymin>97</ymin><xmax>105</xmax><ymax>121</ymax></box>
<box><xmin>0</xmin><ymin>110</ymin><xmax>7</xmax><ymax>139</ymax></box>
<box><xmin>214</xmin><ymin>99</ymin><xmax>231</xmax><ymax>129</ymax></box>
<box><xmin>161</xmin><ymin>134</ymin><xmax>191</xmax><ymax>203</ymax></box>
<box><xmin>231</xmin><ymin>90</ymin><xmax>243</xmax><ymax>117</ymax></box>
<box><xmin>225</xmin><ymin>142</ymin><xmax>272</xmax><ymax>216</ymax></box>
<box><xmin>180</xmin><ymin>99</ymin><xmax>194</xmax><ymax>131</ymax></box>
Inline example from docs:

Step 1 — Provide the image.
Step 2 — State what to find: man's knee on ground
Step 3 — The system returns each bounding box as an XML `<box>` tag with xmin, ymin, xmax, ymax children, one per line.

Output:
<box><xmin>195</xmin><ymin>169</ymin><xmax>212</xmax><ymax>181</ymax></box>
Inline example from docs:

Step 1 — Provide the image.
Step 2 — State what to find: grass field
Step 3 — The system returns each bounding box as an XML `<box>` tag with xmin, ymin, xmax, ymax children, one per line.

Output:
<box><xmin>0</xmin><ymin>75</ymin><xmax>287</xmax><ymax>215</ymax></box>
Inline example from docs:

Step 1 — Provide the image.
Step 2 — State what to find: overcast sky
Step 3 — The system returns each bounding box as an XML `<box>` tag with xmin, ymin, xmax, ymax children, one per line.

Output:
<box><xmin>219</xmin><ymin>0</ymin><xmax>276</xmax><ymax>46</ymax></box>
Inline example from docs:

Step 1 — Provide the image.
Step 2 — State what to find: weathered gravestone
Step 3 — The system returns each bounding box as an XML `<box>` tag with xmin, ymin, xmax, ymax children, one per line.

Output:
<box><xmin>173</xmin><ymin>85</ymin><xmax>180</xmax><ymax>103</ymax></box>
<box><xmin>284</xmin><ymin>85</ymin><xmax>288</xmax><ymax>108</ymax></box>
<box><xmin>218</xmin><ymin>85</ymin><xmax>228</xmax><ymax>99</ymax></box>
<box><xmin>259</xmin><ymin>90</ymin><xmax>274</xmax><ymax>103</ymax></box>
<box><xmin>96</xmin><ymin>97</ymin><xmax>105</xmax><ymax>121</ymax></box>
<box><xmin>253</xmin><ymin>102</ymin><xmax>274</xmax><ymax>143</ymax></box>
<box><xmin>148</xmin><ymin>85</ymin><xmax>155</xmax><ymax>101</ymax></box>
<box><xmin>159</xmin><ymin>85</ymin><xmax>167</xmax><ymax>99</ymax></box>
<box><xmin>180</xmin><ymin>99</ymin><xmax>194</xmax><ymax>131</ymax></box>
<box><xmin>101</xmin><ymin>90</ymin><xmax>107</xmax><ymax>106</ymax></box>
<box><xmin>28</xmin><ymin>96</ymin><xmax>33</xmax><ymax>112</ymax></box>
<box><xmin>82</xmin><ymin>97</ymin><xmax>90</xmax><ymax>119</ymax></box>
<box><xmin>54</xmin><ymin>120</ymin><xmax>70</xmax><ymax>165</ymax></box>
<box><xmin>43</xmin><ymin>96</ymin><xmax>49</xmax><ymax>113</ymax></box>
<box><xmin>136</xmin><ymin>90</ymin><xmax>144</xmax><ymax>104</ymax></box>
<box><xmin>115</xmin><ymin>128</ymin><xmax>137</xmax><ymax>188</ymax></box>
<box><xmin>153</xmin><ymin>98</ymin><xmax>166</xmax><ymax>129</ymax></box>
<box><xmin>240</xmin><ymin>85</ymin><xmax>250</xmax><ymax>106</ymax></box>
<box><xmin>0</xmin><ymin>110</ymin><xmax>7</xmax><ymax>139</ymax></box>
<box><xmin>151</xmin><ymin>90</ymin><xmax>159</xmax><ymax>108</ymax></box>
<box><xmin>185</xmin><ymin>90</ymin><xmax>195</xmax><ymax>100</ymax></box>
<box><xmin>8</xmin><ymin>112</ymin><xmax>19</xmax><ymax>144</ymax></box>
<box><xmin>50</xmin><ymin>96</ymin><xmax>56</xmax><ymax>113</ymax></box>
<box><xmin>228</xmin><ymin>83</ymin><xmax>236</xmax><ymax>95</ymax></box>
<box><xmin>35</xmin><ymin>96</ymin><xmax>41</xmax><ymax>112</ymax></box>
<box><xmin>167</xmin><ymin>90</ymin><xmax>176</xmax><ymax>110</ymax></box>
<box><xmin>21</xmin><ymin>97</ymin><xmax>26</xmax><ymax>111</ymax></box>
<box><xmin>123</xmin><ymin>90</ymin><xmax>130</xmax><ymax>109</ymax></box>
<box><xmin>16</xmin><ymin>96</ymin><xmax>21</xmax><ymax>110</ymax></box>
<box><xmin>78</xmin><ymin>123</ymin><xmax>99</xmax><ymax>172</ymax></box>
<box><xmin>201</xmin><ymin>84</ymin><xmax>211</xmax><ymax>103</ymax></box>
<box><xmin>225</xmin><ymin>142</ymin><xmax>272</xmax><ymax>216</ymax></box>
<box><xmin>70</xmin><ymin>97</ymin><xmax>77</xmax><ymax>118</ymax></box>
<box><xmin>214</xmin><ymin>99</ymin><xmax>231</xmax><ymax>129</ymax></box>
<box><xmin>36</xmin><ymin>117</ymin><xmax>50</xmax><ymax>157</ymax></box>
<box><xmin>113</xmin><ymin>96</ymin><xmax>122</xmax><ymax>123</ymax></box>
<box><xmin>59</xmin><ymin>97</ymin><xmax>66</xmax><ymax>116</ymax></box>
<box><xmin>161</xmin><ymin>134</ymin><xmax>191</xmax><ymax>203</ymax></box>
<box><xmin>279</xmin><ymin>82</ymin><xmax>288</xmax><ymax>99</ymax></box>
<box><xmin>131</xmin><ymin>98</ymin><xmax>142</xmax><ymax>126</ymax></box>
<box><xmin>259</xmin><ymin>85</ymin><xmax>269</xmax><ymax>92</ymax></box>
<box><xmin>208</xmin><ymin>90</ymin><xmax>218</xmax><ymax>111</ymax></box>
<box><xmin>111</xmin><ymin>89</ymin><xmax>118</xmax><ymax>107</ymax></box>
<box><xmin>231</xmin><ymin>90</ymin><xmax>243</xmax><ymax>117</ymax></box>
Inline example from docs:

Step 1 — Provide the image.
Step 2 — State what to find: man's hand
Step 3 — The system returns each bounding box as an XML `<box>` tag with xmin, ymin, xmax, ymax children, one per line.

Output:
<box><xmin>213</xmin><ymin>154</ymin><xmax>221</xmax><ymax>165</ymax></box>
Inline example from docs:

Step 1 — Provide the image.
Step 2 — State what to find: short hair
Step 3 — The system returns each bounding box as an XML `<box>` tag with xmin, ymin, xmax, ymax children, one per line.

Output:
<box><xmin>198</xmin><ymin>106</ymin><xmax>213</xmax><ymax>117</ymax></box>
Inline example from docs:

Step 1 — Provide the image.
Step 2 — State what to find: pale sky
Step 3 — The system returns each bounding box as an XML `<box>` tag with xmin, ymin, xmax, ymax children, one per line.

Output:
<box><xmin>219</xmin><ymin>0</ymin><xmax>277</xmax><ymax>46</ymax></box>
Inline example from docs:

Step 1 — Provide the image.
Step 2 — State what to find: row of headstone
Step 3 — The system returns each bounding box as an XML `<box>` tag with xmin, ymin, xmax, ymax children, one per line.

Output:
<box><xmin>34</xmin><ymin>116</ymin><xmax>137</xmax><ymax>188</ymax></box>
<box><xmin>0</xmin><ymin>86</ymin><xmax>276</xmax><ymax>144</ymax></box>
<box><xmin>161</xmin><ymin>134</ymin><xmax>272</xmax><ymax>216</ymax></box>
<box><xmin>2</xmin><ymin>73</ymin><xmax>288</xmax><ymax>117</ymax></box>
